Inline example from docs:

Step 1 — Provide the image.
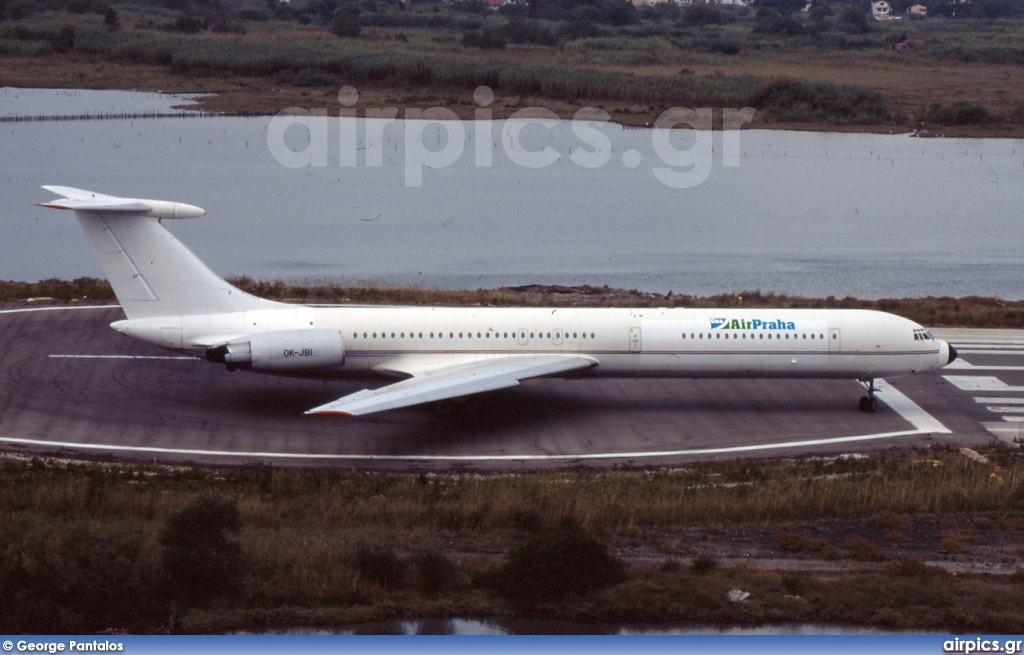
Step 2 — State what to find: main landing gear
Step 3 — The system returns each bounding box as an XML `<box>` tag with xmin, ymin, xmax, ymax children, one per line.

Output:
<box><xmin>858</xmin><ymin>379</ymin><xmax>879</xmax><ymax>413</ymax></box>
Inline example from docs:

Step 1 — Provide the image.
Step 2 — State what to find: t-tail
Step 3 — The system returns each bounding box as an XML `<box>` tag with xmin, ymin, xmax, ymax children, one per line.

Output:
<box><xmin>38</xmin><ymin>186</ymin><xmax>279</xmax><ymax>320</ymax></box>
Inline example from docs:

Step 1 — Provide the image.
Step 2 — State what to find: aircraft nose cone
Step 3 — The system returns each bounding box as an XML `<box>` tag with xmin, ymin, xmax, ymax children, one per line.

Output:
<box><xmin>947</xmin><ymin>344</ymin><xmax>958</xmax><ymax>365</ymax></box>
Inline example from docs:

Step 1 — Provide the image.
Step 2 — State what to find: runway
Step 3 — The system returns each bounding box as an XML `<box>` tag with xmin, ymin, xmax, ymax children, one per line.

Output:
<box><xmin>0</xmin><ymin>305</ymin><xmax>1007</xmax><ymax>468</ymax></box>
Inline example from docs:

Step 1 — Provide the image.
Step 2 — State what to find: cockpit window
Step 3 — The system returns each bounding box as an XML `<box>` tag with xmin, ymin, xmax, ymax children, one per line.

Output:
<box><xmin>912</xmin><ymin>328</ymin><xmax>934</xmax><ymax>341</ymax></box>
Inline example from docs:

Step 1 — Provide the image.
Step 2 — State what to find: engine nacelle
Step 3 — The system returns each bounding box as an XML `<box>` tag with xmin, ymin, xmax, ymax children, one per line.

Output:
<box><xmin>206</xmin><ymin>329</ymin><xmax>345</xmax><ymax>372</ymax></box>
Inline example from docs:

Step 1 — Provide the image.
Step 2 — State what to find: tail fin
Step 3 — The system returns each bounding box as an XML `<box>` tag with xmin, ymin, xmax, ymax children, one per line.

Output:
<box><xmin>39</xmin><ymin>186</ymin><xmax>280</xmax><ymax>319</ymax></box>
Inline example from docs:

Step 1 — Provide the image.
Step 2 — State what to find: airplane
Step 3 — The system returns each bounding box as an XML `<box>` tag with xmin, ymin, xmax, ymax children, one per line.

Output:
<box><xmin>37</xmin><ymin>186</ymin><xmax>958</xmax><ymax>417</ymax></box>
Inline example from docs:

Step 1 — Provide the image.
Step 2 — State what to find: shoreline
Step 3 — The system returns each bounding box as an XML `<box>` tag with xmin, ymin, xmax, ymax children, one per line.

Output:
<box><xmin>4</xmin><ymin>279</ymin><xmax>1024</xmax><ymax>329</ymax></box>
<box><xmin>5</xmin><ymin>55</ymin><xmax>1024</xmax><ymax>139</ymax></box>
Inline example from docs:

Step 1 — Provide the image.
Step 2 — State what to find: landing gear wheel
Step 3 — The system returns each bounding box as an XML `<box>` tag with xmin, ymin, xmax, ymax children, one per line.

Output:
<box><xmin>858</xmin><ymin>380</ymin><xmax>878</xmax><ymax>412</ymax></box>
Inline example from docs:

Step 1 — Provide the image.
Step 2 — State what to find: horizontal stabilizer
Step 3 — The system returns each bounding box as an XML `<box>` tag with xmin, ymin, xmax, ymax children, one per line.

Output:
<box><xmin>307</xmin><ymin>354</ymin><xmax>597</xmax><ymax>416</ymax></box>
<box><xmin>37</xmin><ymin>186</ymin><xmax>205</xmax><ymax>219</ymax></box>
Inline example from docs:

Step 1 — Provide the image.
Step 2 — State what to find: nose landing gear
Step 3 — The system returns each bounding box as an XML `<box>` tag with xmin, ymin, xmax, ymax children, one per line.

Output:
<box><xmin>858</xmin><ymin>379</ymin><xmax>878</xmax><ymax>413</ymax></box>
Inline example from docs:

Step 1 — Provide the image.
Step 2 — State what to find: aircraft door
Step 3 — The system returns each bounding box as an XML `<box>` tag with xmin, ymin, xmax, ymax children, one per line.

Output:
<box><xmin>829</xmin><ymin>328</ymin><xmax>841</xmax><ymax>353</ymax></box>
<box><xmin>517</xmin><ymin>329</ymin><xmax>529</xmax><ymax>346</ymax></box>
<box><xmin>553</xmin><ymin>328</ymin><xmax>563</xmax><ymax>345</ymax></box>
<box><xmin>629</xmin><ymin>327</ymin><xmax>642</xmax><ymax>353</ymax></box>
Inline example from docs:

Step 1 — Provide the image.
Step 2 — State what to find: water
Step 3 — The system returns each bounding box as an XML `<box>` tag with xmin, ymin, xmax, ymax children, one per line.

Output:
<box><xmin>0</xmin><ymin>86</ymin><xmax>205</xmax><ymax>117</ymax></box>
<box><xmin>2</xmin><ymin>89</ymin><xmax>1022</xmax><ymax>299</ymax></box>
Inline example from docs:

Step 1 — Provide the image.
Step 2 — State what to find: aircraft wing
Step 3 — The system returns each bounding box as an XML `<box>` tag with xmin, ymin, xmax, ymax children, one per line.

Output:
<box><xmin>306</xmin><ymin>354</ymin><xmax>598</xmax><ymax>416</ymax></box>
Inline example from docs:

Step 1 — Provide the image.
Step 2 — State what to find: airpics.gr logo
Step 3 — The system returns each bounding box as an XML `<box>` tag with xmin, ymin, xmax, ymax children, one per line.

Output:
<box><xmin>711</xmin><ymin>318</ymin><xmax>797</xmax><ymax>330</ymax></box>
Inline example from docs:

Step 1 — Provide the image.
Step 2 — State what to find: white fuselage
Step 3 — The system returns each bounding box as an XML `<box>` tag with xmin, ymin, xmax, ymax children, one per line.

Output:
<box><xmin>112</xmin><ymin>305</ymin><xmax>952</xmax><ymax>381</ymax></box>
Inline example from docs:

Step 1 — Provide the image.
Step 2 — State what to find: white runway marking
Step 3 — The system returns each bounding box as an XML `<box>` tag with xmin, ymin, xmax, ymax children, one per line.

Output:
<box><xmin>958</xmin><ymin>349</ymin><xmax>1024</xmax><ymax>356</ymax></box>
<box><xmin>0</xmin><ymin>304</ymin><xmax>120</xmax><ymax>315</ymax></box>
<box><xmin>974</xmin><ymin>397</ymin><xmax>1024</xmax><ymax>405</ymax></box>
<box><xmin>1001</xmin><ymin>416</ymin><xmax>1024</xmax><ymax>423</ymax></box>
<box><xmin>0</xmin><ymin>378</ymin><xmax>949</xmax><ymax>461</ymax></box>
<box><xmin>945</xmin><ymin>359</ymin><xmax>1024</xmax><ymax>372</ymax></box>
<box><xmin>944</xmin><ymin>376</ymin><xmax>1024</xmax><ymax>392</ymax></box>
<box><xmin>49</xmin><ymin>354</ymin><xmax>197</xmax><ymax>360</ymax></box>
<box><xmin>986</xmin><ymin>407</ymin><xmax>1024</xmax><ymax>414</ymax></box>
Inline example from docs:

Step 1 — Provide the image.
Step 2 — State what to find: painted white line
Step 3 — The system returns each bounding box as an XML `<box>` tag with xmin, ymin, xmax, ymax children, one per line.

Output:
<box><xmin>986</xmin><ymin>407</ymin><xmax>1024</xmax><ymax>414</ymax></box>
<box><xmin>974</xmin><ymin>397</ymin><xmax>1024</xmax><ymax>405</ymax></box>
<box><xmin>49</xmin><ymin>354</ymin><xmax>197</xmax><ymax>361</ymax></box>
<box><xmin>953</xmin><ymin>343</ymin><xmax>1024</xmax><ymax>349</ymax></box>
<box><xmin>0</xmin><ymin>378</ymin><xmax>948</xmax><ymax>461</ymax></box>
<box><xmin>0</xmin><ymin>428</ymin><xmax>939</xmax><ymax>461</ymax></box>
<box><xmin>0</xmin><ymin>304</ymin><xmax>120</xmax><ymax>315</ymax></box>
<box><xmin>1002</xmin><ymin>416</ymin><xmax>1024</xmax><ymax>423</ymax></box>
<box><xmin>945</xmin><ymin>360</ymin><xmax>1024</xmax><ymax>372</ymax></box>
<box><xmin>874</xmin><ymin>379</ymin><xmax>950</xmax><ymax>434</ymax></box>
<box><xmin>958</xmin><ymin>349</ymin><xmax>1024</xmax><ymax>356</ymax></box>
<box><xmin>944</xmin><ymin>376</ymin><xmax>1024</xmax><ymax>392</ymax></box>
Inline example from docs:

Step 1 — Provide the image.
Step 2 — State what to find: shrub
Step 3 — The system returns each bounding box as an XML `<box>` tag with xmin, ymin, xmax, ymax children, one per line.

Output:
<box><xmin>940</xmin><ymin>536</ymin><xmax>968</xmax><ymax>554</ymax></box>
<box><xmin>691</xmin><ymin>553</ymin><xmax>718</xmax><ymax>574</ymax></box>
<box><xmin>412</xmin><ymin>551</ymin><xmax>459</xmax><ymax>595</ymax></box>
<box><xmin>846</xmin><ymin>535</ymin><xmax>889</xmax><ymax>561</ymax></box>
<box><xmin>353</xmin><ymin>545</ymin><xmax>407</xmax><ymax>589</ymax></box>
<box><xmin>159</xmin><ymin>495</ymin><xmax>243</xmax><ymax>605</ymax></box>
<box><xmin>925</xmin><ymin>101</ymin><xmax>992</xmax><ymax>126</ymax></box>
<box><xmin>773</xmin><ymin>530</ymin><xmax>832</xmax><ymax>554</ymax></box>
<box><xmin>492</xmin><ymin>520</ymin><xmax>626</xmax><ymax>604</ymax></box>
<box><xmin>886</xmin><ymin>556</ymin><xmax>947</xmax><ymax>578</ymax></box>
<box><xmin>332</xmin><ymin>9</ymin><xmax>362</xmax><ymax>37</ymax></box>
<box><xmin>461</xmin><ymin>28</ymin><xmax>506</xmax><ymax>49</ymax></box>
<box><xmin>782</xmin><ymin>572</ymin><xmax>808</xmax><ymax>595</ymax></box>
<box><xmin>681</xmin><ymin>2</ymin><xmax>723</xmax><ymax>25</ymax></box>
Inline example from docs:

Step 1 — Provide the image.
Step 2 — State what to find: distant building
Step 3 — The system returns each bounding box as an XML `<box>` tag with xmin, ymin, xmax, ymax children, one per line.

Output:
<box><xmin>872</xmin><ymin>0</ymin><xmax>900</xmax><ymax>19</ymax></box>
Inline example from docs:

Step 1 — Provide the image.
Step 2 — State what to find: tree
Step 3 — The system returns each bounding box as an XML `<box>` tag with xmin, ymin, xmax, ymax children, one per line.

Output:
<box><xmin>159</xmin><ymin>495</ymin><xmax>243</xmax><ymax>606</ymax></box>
<box><xmin>492</xmin><ymin>520</ymin><xmax>626</xmax><ymax>605</ymax></box>
<box><xmin>332</xmin><ymin>6</ymin><xmax>362</xmax><ymax>36</ymax></box>
<box><xmin>835</xmin><ymin>3</ymin><xmax>869</xmax><ymax>31</ymax></box>
<box><xmin>103</xmin><ymin>7</ymin><xmax>120</xmax><ymax>30</ymax></box>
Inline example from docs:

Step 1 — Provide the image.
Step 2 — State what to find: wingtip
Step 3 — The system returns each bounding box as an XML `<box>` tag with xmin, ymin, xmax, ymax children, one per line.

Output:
<box><xmin>305</xmin><ymin>409</ymin><xmax>354</xmax><ymax>417</ymax></box>
<box><xmin>35</xmin><ymin>202</ymin><xmax>71</xmax><ymax>210</ymax></box>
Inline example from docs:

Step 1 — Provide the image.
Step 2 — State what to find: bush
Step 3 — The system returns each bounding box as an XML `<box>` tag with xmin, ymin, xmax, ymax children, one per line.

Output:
<box><xmin>925</xmin><ymin>101</ymin><xmax>992</xmax><ymax>126</ymax></box>
<box><xmin>412</xmin><ymin>551</ymin><xmax>459</xmax><ymax>595</ymax></box>
<box><xmin>845</xmin><ymin>535</ymin><xmax>889</xmax><ymax>561</ymax></box>
<box><xmin>332</xmin><ymin>9</ymin><xmax>362</xmax><ymax>37</ymax></box>
<box><xmin>681</xmin><ymin>2</ymin><xmax>723</xmax><ymax>26</ymax></box>
<box><xmin>160</xmin><ymin>495</ymin><xmax>243</xmax><ymax>605</ymax></box>
<box><xmin>461</xmin><ymin>28</ymin><xmax>506</xmax><ymax>49</ymax></box>
<box><xmin>492</xmin><ymin>520</ymin><xmax>626</xmax><ymax>604</ymax></box>
<box><xmin>691</xmin><ymin>553</ymin><xmax>718</xmax><ymax>574</ymax></box>
<box><xmin>773</xmin><ymin>530</ymin><xmax>832</xmax><ymax>554</ymax></box>
<box><xmin>354</xmin><ymin>545</ymin><xmax>407</xmax><ymax>590</ymax></box>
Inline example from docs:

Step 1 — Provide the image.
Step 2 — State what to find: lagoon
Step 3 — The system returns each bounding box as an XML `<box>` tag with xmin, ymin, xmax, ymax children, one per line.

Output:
<box><xmin>2</xmin><ymin>88</ymin><xmax>1022</xmax><ymax>299</ymax></box>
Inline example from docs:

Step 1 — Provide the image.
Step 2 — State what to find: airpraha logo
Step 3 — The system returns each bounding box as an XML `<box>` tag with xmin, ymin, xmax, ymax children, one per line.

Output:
<box><xmin>711</xmin><ymin>318</ymin><xmax>797</xmax><ymax>330</ymax></box>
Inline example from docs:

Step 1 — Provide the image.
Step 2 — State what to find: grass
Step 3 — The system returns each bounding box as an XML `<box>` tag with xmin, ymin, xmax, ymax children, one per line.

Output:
<box><xmin>6</xmin><ymin>7</ymin><xmax>1024</xmax><ymax>133</ymax></box>
<box><xmin>4</xmin><ymin>278</ymin><xmax>1024</xmax><ymax>329</ymax></box>
<box><xmin>2</xmin><ymin>445</ymin><xmax>1024</xmax><ymax>632</ymax></box>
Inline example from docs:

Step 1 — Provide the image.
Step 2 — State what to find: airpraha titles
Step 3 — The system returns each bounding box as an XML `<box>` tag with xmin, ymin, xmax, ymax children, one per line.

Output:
<box><xmin>711</xmin><ymin>318</ymin><xmax>798</xmax><ymax>331</ymax></box>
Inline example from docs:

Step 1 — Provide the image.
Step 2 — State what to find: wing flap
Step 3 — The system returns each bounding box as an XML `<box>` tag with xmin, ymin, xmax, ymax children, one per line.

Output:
<box><xmin>307</xmin><ymin>354</ymin><xmax>597</xmax><ymax>416</ymax></box>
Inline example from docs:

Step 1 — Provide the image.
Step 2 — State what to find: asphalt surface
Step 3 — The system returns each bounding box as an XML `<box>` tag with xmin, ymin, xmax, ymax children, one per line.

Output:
<box><xmin>0</xmin><ymin>305</ymin><xmax>1013</xmax><ymax>469</ymax></box>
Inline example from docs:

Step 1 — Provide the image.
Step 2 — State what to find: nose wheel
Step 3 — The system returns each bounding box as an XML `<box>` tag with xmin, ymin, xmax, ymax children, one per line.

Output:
<box><xmin>858</xmin><ymin>379</ymin><xmax>878</xmax><ymax>413</ymax></box>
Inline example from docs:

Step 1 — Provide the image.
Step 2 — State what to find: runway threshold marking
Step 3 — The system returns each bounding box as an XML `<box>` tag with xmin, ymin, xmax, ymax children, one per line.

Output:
<box><xmin>944</xmin><ymin>376</ymin><xmax>1024</xmax><ymax>392</ymax></box>
<box><xmin>946</xmin><ymin>360</ymin><xmax>1024</xmax><ymax>372</ymax></box>
<box><xmin>0</xmin><ymin>379</ymin><xmax>950</xmax><ymax>462</ymax></box>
